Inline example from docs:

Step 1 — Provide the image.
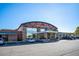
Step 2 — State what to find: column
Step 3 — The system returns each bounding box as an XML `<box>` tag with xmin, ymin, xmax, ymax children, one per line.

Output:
<box><xmin>44</xmin><ymin>33</ymin><xmax>48</xmax><ymax>39</ymax></box>
<box><xmin>37</xmin><ymin>28</ymin><xmax>40</xmax><ymax>39</ymax></box>
<box><xmin>22</xmin><ymin>27</ymin><xmax>27</xmax><ymax>40</ymax></box>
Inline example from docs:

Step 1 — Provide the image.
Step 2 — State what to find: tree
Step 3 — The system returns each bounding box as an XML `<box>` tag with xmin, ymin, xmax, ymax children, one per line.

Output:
<box><xmin>74</xmin><ymin>26</ymin><xmax>79</xmax><ymax>36</ymax></box>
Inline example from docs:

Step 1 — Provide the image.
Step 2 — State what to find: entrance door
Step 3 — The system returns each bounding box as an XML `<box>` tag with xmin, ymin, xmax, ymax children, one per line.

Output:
<box><xmin>47</xmin><ymin>33</ymin><xmax>55</xmax><ymax>39</ymax></box>
<box><xmin>51</xmin><ymin>33</ymin><xmax>55</xmax><ymax>39</ymax></box>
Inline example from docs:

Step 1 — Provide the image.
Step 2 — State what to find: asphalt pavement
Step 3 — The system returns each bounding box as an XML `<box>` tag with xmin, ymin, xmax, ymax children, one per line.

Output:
<box><xmin>0</xmin><ymin>40</ymin><xmax>79</xmax><ymax>56</ymax></box>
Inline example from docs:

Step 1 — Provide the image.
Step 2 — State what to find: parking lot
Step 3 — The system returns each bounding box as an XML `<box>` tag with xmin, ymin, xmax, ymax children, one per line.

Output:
<box><xmin>0</xmin><ymin>40</ymin><xmax>79</xmax><ymax>56</ymax></box>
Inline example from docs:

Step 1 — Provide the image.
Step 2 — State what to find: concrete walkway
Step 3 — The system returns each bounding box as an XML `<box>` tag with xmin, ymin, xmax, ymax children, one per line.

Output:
<box><xmin>0</xmin><ymin>40</ymin><xmax>79</xmax><ymax>56</ymax></box>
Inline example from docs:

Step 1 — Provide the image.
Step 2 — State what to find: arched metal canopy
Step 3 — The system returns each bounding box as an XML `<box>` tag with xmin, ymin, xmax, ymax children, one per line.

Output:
<box><xmin>18</xmin><ymin>21</ymin><xmax>58</xmax><ymax>31</ymax></box>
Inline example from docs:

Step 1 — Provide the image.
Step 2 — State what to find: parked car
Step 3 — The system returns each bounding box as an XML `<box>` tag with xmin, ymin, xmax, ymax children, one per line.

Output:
<box><xmin>61</xmin><ymin>36</ymin><xmax>73</xmax><ymax>40</ymax></box>
<box><xmin>71</xmin><ymin>36</ymin><xmax>76</xmax><ymax>40</ymax></box>
<box><xmin>75</xmin><ymin>37</ymin><xmax>79</xmax><ymax>39</ymax></box>
<box><xmin>42</xmin><ymin>39</ymin><xmax>50</xmax><ymax>42</ymax></box>
<box><xmin>26</xmin><ymin>38</ymin><xmax>36</xmax><ymax>43</ymax></box>
<box><xmin>0</xmin><ymin>38</ymin><xmax>4</xmax><ymax>45</ymax></box>
<box><xmin>36</xmin><ymin>39</ymin><xmax>50</xmax><ymax>43</ymax></box>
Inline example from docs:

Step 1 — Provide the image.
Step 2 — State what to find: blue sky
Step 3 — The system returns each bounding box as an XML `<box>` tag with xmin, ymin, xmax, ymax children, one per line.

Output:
<box><xmin>0</xmin><ymin>3</ymin><xmax>79</xmax><ymax>32</ymax></box>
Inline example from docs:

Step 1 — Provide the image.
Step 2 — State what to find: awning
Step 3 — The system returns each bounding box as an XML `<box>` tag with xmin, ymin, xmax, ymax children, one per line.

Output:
<box><xmin>33</xmin><ymin>31</ymin><xmax>58</xmax><ymax>34</ymax></box>
<box><xmin>0</xmin><ymin>32</ymin><xmax>16</xmax><ymax>35</ymax></box>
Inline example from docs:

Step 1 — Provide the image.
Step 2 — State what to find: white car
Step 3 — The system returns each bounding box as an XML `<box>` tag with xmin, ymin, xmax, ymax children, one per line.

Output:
<box><xmin>36</xmin><ymin>39</ymin><xmax>50</xmax><ymax>43</ymax></box>
<box><xmin>26</xmin><ymin>39</ymin><xmax>36</xmax><ymax>43</ymax></box>
<box><xmin>0</xmin><ymin>38</ymin><xmax>4</xmax><ymax>44</ymax></box>
<box><xmin>41</xmin><ymin>39</ymin><xmax>50</xmax><ymax>42</ymax></box>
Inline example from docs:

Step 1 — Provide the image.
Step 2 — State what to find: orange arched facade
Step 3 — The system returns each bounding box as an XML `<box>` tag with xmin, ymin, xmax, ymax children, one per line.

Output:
<box><xmin>17</xmin><ymin>21</ymin><xmax>58</xmax><ymax>40</ymax></box>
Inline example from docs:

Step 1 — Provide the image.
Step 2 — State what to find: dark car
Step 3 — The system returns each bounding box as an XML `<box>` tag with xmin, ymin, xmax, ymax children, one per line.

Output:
<box><xmin>75</xmin><ymin>37</ymin><xmax>79</xmax><ymax>39</ymax></box>
<box><xmin>61</xmin><ymin>36</ymin><xmax>73</xmax><ymax>40</ymax></box>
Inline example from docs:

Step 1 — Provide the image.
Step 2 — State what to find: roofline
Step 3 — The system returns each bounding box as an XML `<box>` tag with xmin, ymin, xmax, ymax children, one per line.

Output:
<box><xmin>17</xmin><ymin>21</ymin><xmax>58</xmax><ymax>30</ymax></box>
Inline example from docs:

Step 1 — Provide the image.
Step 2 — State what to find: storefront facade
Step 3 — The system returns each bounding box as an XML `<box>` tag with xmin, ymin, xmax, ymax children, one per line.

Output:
<box><xmin>17</xmin><ymin>21</ymin><xmax>58</xmax><ymax>40</ymax></box>
<box><xmin>0</xmin><ymin>29</ymin><xmax>22</xmax><ymax>42</ymax></box>
<box><xmin>0</xmin><ymin>21</ymin><xmax>58</xmax><ymax>42</ymax></box>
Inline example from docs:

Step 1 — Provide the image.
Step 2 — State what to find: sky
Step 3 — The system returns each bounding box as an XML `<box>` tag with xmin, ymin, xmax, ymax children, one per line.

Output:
<box><xmin>0</xmin><ymin>3</ymin><xmax>79</xmax><ymax>32</ymax></box>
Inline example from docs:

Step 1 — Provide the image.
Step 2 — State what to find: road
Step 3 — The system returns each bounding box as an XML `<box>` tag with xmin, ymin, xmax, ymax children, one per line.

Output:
<box><xmin>0</xmin><ymin>40</ymin><xmax>79</xmax><ymax>56</ymax></box>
